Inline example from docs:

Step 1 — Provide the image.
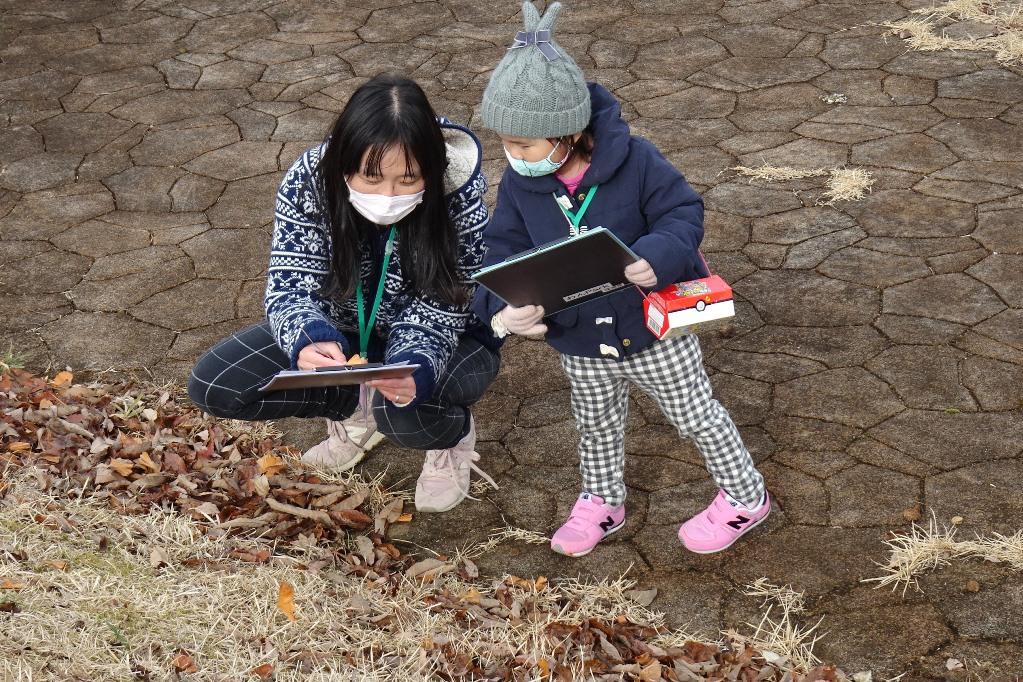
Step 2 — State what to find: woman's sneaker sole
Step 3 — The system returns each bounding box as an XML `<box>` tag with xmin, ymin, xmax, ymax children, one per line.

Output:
<box><xmin>551</xmin><ymin>519</ymin><xmax>625</xmax><ymax>557</ymax></box>
<box><xmin>332</xmin><ymin>430</ymin><xmax>387</xmax><ymax>472</ymax></box>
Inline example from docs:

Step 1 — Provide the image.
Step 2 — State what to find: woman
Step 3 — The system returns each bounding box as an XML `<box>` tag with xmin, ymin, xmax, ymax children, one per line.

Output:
<box><xmin>188</xmin><ymin>75</ymin><xmax>501</xmax><ymax>513</ymax></box>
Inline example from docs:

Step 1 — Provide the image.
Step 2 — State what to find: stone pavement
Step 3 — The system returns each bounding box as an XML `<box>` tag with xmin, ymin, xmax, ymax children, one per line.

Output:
<box><xmin>2</xmin><ymin>0</ymin><xmax>1022</xmax><ymax>677</ymax></box>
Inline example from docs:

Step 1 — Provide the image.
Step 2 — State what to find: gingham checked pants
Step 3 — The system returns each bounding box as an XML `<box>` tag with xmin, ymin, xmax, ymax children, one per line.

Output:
<box><xmin>560</xmin><ymin>334</ymin><xmax>765</xmax><ymax>507</ymax></box>
<box><xmin>187</xmin><ymin>321</ymin><xmax>499</xmax><ymax>451</ymax></box>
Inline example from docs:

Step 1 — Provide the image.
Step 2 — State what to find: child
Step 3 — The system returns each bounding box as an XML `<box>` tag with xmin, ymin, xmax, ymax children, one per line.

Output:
<box><xmin>473</xmin><ymin>1</ymin><xmax>771</xmax><ymax>557</ymax></box>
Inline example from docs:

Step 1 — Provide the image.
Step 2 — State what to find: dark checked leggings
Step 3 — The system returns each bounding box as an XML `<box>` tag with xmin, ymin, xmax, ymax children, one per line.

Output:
<box><xmin>187</xmin><ymin>321</ymin><xmax>500</xmax><ymax>450</ymax></box>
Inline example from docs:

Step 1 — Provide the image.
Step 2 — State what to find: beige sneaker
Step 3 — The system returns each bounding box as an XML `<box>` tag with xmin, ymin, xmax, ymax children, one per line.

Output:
<box><xmin>415</xmin><ymin>416</ymin><xmax>497</xmax><ymax>513</ymax></box>
<box><xmin>301</xmin><ymin>410</ymin><xmax>386</xmax><ymax>471</ymax></box>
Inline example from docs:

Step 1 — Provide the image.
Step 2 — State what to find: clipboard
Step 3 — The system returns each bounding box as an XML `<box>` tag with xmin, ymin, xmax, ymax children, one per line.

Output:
<box><xmin>472</xmin><ymin>227</ymin><xmax>640</xmax><ymax>315</ymax></box>
<box><xmin>258</xmin><ymin>363</ymin><xmax>419</xmax><ymax>393</ymax></box>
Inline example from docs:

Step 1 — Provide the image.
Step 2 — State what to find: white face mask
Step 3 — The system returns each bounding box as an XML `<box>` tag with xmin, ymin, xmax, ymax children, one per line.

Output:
<box><xmin>346</xmin><ymin>182</ymin><xmax>425</xmax><ymax>225</ymax></box>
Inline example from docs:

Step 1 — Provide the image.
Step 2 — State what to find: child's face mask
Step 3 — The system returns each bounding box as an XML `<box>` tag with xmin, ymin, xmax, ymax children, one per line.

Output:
<box><xmin>504</xmin><ymin>140</ymin><xmax>569</xmax><ymax>177</ymax></box>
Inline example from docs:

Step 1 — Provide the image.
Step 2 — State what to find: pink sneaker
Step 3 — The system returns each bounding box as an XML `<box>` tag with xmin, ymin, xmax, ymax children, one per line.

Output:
<box><xmin>678</xmin><ymin>490</ymin><xmax>771</xmax><ymax>554</ymax></box>
<box><xmin>551</xmin><ymin>493</ymin><xmax>625</xmax><ymax>557</ymax></box>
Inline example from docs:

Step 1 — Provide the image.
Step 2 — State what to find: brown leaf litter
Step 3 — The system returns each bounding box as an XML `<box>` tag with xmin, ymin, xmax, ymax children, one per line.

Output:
<box><xmin>1</xmin><ymin>365</ymin><xmax>854</xmax><ymax>680</ymax></box>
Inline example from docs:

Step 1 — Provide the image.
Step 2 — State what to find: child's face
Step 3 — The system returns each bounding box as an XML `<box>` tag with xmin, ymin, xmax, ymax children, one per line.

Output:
<box><xmin>500</xmin><ymin>135</ymin><xmax>572</xmax><ymax>164</ymax></box>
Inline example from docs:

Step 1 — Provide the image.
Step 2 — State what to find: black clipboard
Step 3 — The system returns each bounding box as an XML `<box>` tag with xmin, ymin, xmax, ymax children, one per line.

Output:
<box><xmin>472</xmin><ymin>228</ymin><xmax>640</xmax><ymax>315</ymax></box>
<box><xmin>258</xmin><ymin>363</ymin><xmax>419</xmax><ymax>392</ymax></box>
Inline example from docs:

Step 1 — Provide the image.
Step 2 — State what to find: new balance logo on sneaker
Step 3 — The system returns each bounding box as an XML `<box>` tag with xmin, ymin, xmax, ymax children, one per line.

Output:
<box><xmin>726</xmin><ymin>515</ymin><xmax>750</xmax><ymax>530</ymax></box>
<box><xmin>598</xmin><ymin>516</ymin><xmax>616</xmax><ymax>532</ymax></box>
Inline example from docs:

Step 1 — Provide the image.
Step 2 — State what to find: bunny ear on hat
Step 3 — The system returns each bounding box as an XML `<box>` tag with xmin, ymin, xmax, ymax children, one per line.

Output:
<box><xmin>537</xmin><ymin>1</ymin><xmax>562</xmax><ymax>32</ymax></box>
<box><xmin>520</xmin><ymin>1</ymin><xmax>542</xmax><ymax>30</ymax></box>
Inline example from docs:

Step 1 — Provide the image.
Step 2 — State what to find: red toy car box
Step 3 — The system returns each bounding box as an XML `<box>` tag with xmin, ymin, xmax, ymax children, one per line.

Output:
<box><xmin>643</xmin><ymin>274</ymin><xmax>735</xmax><ymax>339</ymax></box>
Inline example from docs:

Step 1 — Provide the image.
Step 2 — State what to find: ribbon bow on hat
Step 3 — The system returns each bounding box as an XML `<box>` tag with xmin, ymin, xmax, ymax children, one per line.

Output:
<box><xmin>510</xmin><ymin>30</ymin><xmax>561</xmax><ymax>61</ymax></box>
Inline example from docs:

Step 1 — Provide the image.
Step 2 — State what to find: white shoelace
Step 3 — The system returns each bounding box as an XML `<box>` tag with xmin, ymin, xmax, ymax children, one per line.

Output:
<box><xmin>420</xmin><ymin>448</ymin><xmax>498</xmax><ymax>500</ymax></box>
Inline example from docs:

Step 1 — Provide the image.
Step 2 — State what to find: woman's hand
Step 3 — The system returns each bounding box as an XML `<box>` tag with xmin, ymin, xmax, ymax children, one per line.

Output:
<box><xmin>297</xmin><ymin>341</ymin><xmax>346</xmax><ymax>370</ymax></box>
<box><xmin>624</xmin><ymin>258</ymin><xmax>657</xmax><ymax>288</ymax></box>
<box><xmin>498</xmin><ymin>304</ymin><xmax>547</xmax><ymax>336</ymax></box>
<box><xmin>367</xmin><ymin>376</ymin><xmax>418</xmax><ymax>406</ymax></box>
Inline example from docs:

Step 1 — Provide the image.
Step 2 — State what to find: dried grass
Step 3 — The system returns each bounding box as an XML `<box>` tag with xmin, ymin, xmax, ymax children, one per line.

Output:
<box><xmin>733</xmin><ymin>165</ymin><xmax>875</xmax><ymax>204</ymax></box>
<box><xmin>883</xmin><ymin>0</ymin><xmax>1023</xmax><ymax>64</ymax></box>
<box><xmin>0</xmin><ymin>480</ymin><xmax>707</xmax><ymax>680</ymax></box>
<box><xmin>863</xmin><ymin>516</ymin><xmax>1023</xmax><ymax>595</ymax></box>
<box><xmin>744</xmin><ymin>578</ymin><xmax>807</xmax><ymax>616</ymax></box>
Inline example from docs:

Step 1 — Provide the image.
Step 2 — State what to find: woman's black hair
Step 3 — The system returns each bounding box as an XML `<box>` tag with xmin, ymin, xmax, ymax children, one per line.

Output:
<box><xmin>316</xmin><ymin>74</ymin><xmax>464</xmax><ymax>305</ymax></box>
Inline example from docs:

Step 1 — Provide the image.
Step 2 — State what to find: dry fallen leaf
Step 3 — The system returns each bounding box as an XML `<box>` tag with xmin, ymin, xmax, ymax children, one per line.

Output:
<box><xmin>277</xmin><ymin>580</ymin><xmax>297</xmax><ymax>621</ymax></box>
<box><xmin>193</xmin><ymin>502</ymin><xmax>220</xmax><ymax>518</ymax></box>
<box><xmin>109</xmin><ymin>458</ymin><xmax>134</xmax><ymax>477</ymax></box>
<box><xmin>172</xmin><ymin>652</ymin><xmax>198</xmax><ymax>673</ymax></box>
<box><xmin>902</xmin><ymin>504</ymin><xmax>922</xmax><ymax>523</ymax></box>
<box><xmin>252</xmin><ymin>663</ymin><xmax>274</xmax><ymax>679</ymax></box>
<box><xmin>50</xmin><ymin>370</ymin><xmax>73</xmax><ymax>387</ymax></box>
<box><xmin>397</xmin><ymin>512</ymin><xmax>413</xmax><ymax>523</ymax></box>
<box><xmin>965</xmin><ymin>580</ymin><xmax>981</xmax><ymax>593</ymax></box>
<box><xmin>257</xmin><ymin>454</ymin><xmax>285</xmax><ymax>476</ymax></box>
<box><xmin>150</xmin><ymin>547</ymin><xmax>170</xmax><ymax>569</ymax></box>
<box><xmin>946</xmin><ymin>658</ymin><xmax>964</xmax><ymax>671</ymax></box>
<box><xmin>6</xmin><ymin>442</ymin><xmax>31</xmax><ymax>453</ymax></box>
<box><xmin>252</xmin><ymin>474</ymin><xmax>270</xmax><ymax>497</ymax></box>
<box><xmin>625</xmin><ymin>587</ymin><xmax>658</xmax><ymax>607</ymax></box>
<box><xmin>138</xmin><ymin>451</ymin><xmax>161</xmax><ymax>474</ymax></box>
<box><xmin>46</xmin><ymin>559</ymin><xmax>69</xmax><ymax>571</ymax></box>
<box><xmin>141</xmin><ymin>408</ymin><xmax>158</xmax><ymax>422</ymax></box>
<box><xmin>639</xmin><ymin>660</ymin><xmax>662</xmax><ymax>682</ymax></box>
<box><xmin>1</xmin><ymin>578</ymin><xmax>27</xmax><ymax>590</ymax></box>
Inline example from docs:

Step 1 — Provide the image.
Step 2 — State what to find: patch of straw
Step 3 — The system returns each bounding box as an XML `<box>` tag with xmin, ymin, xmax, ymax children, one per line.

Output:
<box><xmin>733</xmin><ymin>164</ymin><xmax>875</xmax><ymax>204</ymax></box>
<box><xmin>863</xmin><ymin>516</ymin><xmax>1023</xmax><ymax>595</ymax></box>
<box><xmin>744</xmin><ymin>578</ymin><xmax>807</xmax><ymax>616</ymax></box>
<box><xmin>883</xmin><ymin>0</ymin><xmax>1023</xmax><ymax>64</ymax></box>
<box><xmin>455</xmin><ymin>525</ymin><xmax>550</xmax><ymax>562</ymax></box>
<box><xmin>728</xmin><ymin>608</ymin><xmax>825</xmax><ymax>673</ymax></box>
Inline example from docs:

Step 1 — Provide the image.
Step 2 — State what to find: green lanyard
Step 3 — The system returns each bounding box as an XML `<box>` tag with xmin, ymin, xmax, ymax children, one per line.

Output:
<box><xmin>355</xmin><ymin>225</ymin><xmax>396</xmax><ymax>357</ymax></box>
<box><xmin>556</xmin><ymin>184</ymin><xmax>599</xmax><ymax>233</ymax></box>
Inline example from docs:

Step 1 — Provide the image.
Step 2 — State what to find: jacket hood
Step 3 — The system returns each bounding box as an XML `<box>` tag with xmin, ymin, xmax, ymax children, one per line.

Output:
<box><xmin>500</xmin><ymin>82</ymin><xmax>632</xmax><ymax>194</ymax></box>
<box><xmin>440</xmin><ymin>118</ymin><xmax>485</xmax><ymax>199</ymax></box>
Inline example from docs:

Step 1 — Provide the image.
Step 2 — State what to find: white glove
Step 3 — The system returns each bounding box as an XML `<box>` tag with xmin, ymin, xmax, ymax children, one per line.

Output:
<box><xmin>495</xmin><ymin>304</ymin><xmax>547</xmax><ymax>336</ymax></box>
<box><xmin>624</xmin><ymin>258</ymin><xmax>657</xmax><ymax>288</ymax></box>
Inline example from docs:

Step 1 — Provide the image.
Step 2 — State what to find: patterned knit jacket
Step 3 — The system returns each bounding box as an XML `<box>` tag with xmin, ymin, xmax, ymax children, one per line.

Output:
<box><xmin>265</xmin><ymin>119</ymin><xmax>491</xmax><ymax>406</ymax></box>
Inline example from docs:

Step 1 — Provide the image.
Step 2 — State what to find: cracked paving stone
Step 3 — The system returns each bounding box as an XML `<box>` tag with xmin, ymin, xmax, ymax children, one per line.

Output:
<box><xmin>0</xmin><ymin>248</ymin><xmax>91</xmax><ymax>295</ymax></box>
<box><xmin>884</xmin><ymin>273</ymin><xmax>1005</xmax><ymax>324</ymax></box>
<box><xmin>625</xmin><ymin>455</ymin><xmax>707</xmax><ymax>493</ymax></box>
<box><xmin>0</xmin><ymin>152</ymin><xmax>80</xmax><ymax>192</ymax></box>
<box><xmin>111</xmin><ymin>89</ymin><xmax>251</xmax><ymax>125</ymax></box>
<box><xmin>184</xmin><ymin>141</ymin><xmax>282</xmax><ymax>182</ymax></box>
<box><xmin>938</xmin><ymin>69</ymin><xmax>1023</xmax><ymax>104</ymax></box>
<box><xmin>517</xmin><ymin>390</ymin><xmax>574</xmax><ymax>428</ymax></box>
<box><xmin>130</xmin><ymin>279</ymin><xmax>240</xmax><ymax>331</ymax></box>
<box><xmin>866</xmin><ymin>345</ymin><xmax>977</xmax><ymax>411</ymax></box>
<box><xmin>474</xmin><ymin>541</ymin><xmax>651</xmax><ymax>582</ymax></box>
<box><xmin>808</xmin><ymin>104</ymin><xmax>943</xmax><ymax>133</ymax></box>
<box><xmin>709</xmin><ymin>372</ymin><xmax>772</xmax><ymax>426</ymax></box>
<box><xmin>341</xmin><ymin>42</ymin><xmax>434</xmax><ymax>78</ymax></box>
<box><xmin>625</xmin><ymin>424</ymin><xmax>702</xmax><ymax>466</ymax></box>
<box><xmin>968</xmin><ymin>254</ymin><xmax>1023</xmax><ymax>308</ymax></box>
<box><xmin>168</xmin><ymin>318</ymin><xmax>259</xmax><ymax>362</ymax></box>
<box><xmin>34</xmin><ymin>112</ymin><xmax>133</xmax><ymax>154</ymax></box>
<box><xmin>472</xmin><ymin>392</ymin><xmax>520</xmax><ymax>442</ymax></box>
<box><xmin>49</xmin><ymin>218</ymin><xmax>150</xmax><ymax>257</ymax></box>
<box><xmin>776</xmin><ymin>367</ymin><xmax>904</xmax><ymax>429</ymax></box>
<box><xmin>975</xmin><ymin>309</ymin><xmax>1023</xmax><ymax>351</ymax></box>
<box><xmin>40</xmin><ymin>311</ymin><xmax>173</xmax><ymax>369</ymax></box>
<box><xmin>182</xmin><ymin>12</ymin><xmax>277</xmax><ymax>53</ymax></box>
<box><xmin>706</xmin><ymin>57</ymin><xmax>828</xmax><ymax>88</ymax></box>
<box><xmin>856</xmin><ymin>235</ymin><xmax>979</xmax><ymax>258</ymax></box>
<box><xmin>703</xmin><ymin>183</ymin><xmax>803</xmax><ymax>218</ymax></box>
<box><xmin>631</xmin><ymin>37</ymin><xmax>729</xmax><ymax>80</ymax></box>
<box><xmin>935</xmin><ymin>160</ymin><xmax>1023</xmax><ymax>188</ymax></box>
<box><xmin>130</xmin><ymin>122</ymin><xmax>240</xmax><ymax>166</ymax></box>
<box><xmin>751</xmin><ymin>207</ymin><xmax>856</xmax><ymax>245</ymax></box>
<box><xmin>726</xmin><ymin>324</ymin><xmax>887</xmax><ymax>368</ymax></box>
<box><xmin>489</xmin><ymin>341</ymin><xmax>570</xmax><ymax>398</ymax></box>
<box><xmin>633</xmin><ymin>87</ymin><xmax>735</xmax><ymax>119</ymax></box>
<box><xmin>271</xmin><ymin>108</ymin><xmax>336</xmax><ymax>141</ymax></box>
<box><xmin>774</xmin><ymin>447</ymin><xmax>857</xmax><ymax>478</ymax></box>
<box><xmin>819</xmin><ymin>247</ymin><xmax>931</xmax><ymax>288</ymax></box>
<box><xmin>850</xmin><ymin>133</ymin><xmax>958</xmax><ymax>174</ymax></box>
<box><xmin>644</xmin><ymin>570</ymin><xmax>728</xmax><ymax>631</ymax></box>
<box><xmin>930</xmin><ymin>578</ymin><xmax>1023</xmax><ymax>641</ymax></box>
<box><xmin>0</xmin><ymin>125</ymin><xmax>44</xmax><ymax>164</ymax></box>
<box><xmin>929</xmin><ymin>118</ymin><xmax>1023</xmax><ymax>162</ymax></box>
<box><xmin>357</xmin><ymin>2</ymin><xmax>453</xmax><ymax>43</ymax></box>
<box><xmin>70</xmin><ymin>248</ymin><xmax>194</xmax><ymax>312</ymax></box>
<box><xmin>206</xmin><ymin>173</ymin><xmax>279</xmax><ymax>229</ymax></box>
<box><xmin>812</xmin><ymin>600</ymin><xmax>952</xmax><ymax>678</ymax></box>
<box><xmin>0</xmin><ymin>183</ymin><xmax>114</xmax><ymax>240</ymax></box>
<box><xmin>826</xmin><ymin>464</ymin><xmax>920</xmax><ymax>526</ymax></box>
<box><xmin>960</xmin><ymin>356</ymin><xmax>1023</xmax><ymax>411</ymax></box>
<box><xmin>847</xmin><ymin>190</ymin><xmax>975</xmax><ymax>238</ymax></box>
<box><xmin>261</xmin><ymin>55</ymin><xmax>352</xmax><ymax>84</ymax></box>
<box><xmin>737</xmin><ymin>137</ymin><xmax>848</xmax><ymax>169</ymax></box>
<box><xmin>874</xmin><ymin>314</ymin><xmax>966</xmax><ymax>345</ymax></box>
<box><xmin>181</xmin><ymin>228</ymin><xmax>268</xmax><ymax>279</ymax></box>
<box><xmin>721</xmin><ymin>525</ymin><xmax>887</xmax><ymax>595</ymax></box>
<box><xmin>503</xmin><ymin>421</ymin><xmax>580</xmax><ymax>468</ymax></box>
<box><xmin>734</xmin><ymin>270</ymin><xmax>878</xmax><ymax>326</ymax></box>
<box><xmin>707</xmin><ymin>349</ymin><xmax>826</xmax><ymax>383</ymax></box>
<box><xmin>764</xmin><ymin>415</ymin><xmax>862</xmax><ymax>452</ymax></box>
<box><xmin>760</xmin><ymin>461</ymin><xmax>828</xmax><ymax>525</ymax></box>
<box><xmin>913</xmin><ymin>177</ymin><xmax>1016</xmax><ymax>204</ymax></box>
<box><xmin>701</xmin><ymin>211</ymin><xmax>749</xmax><ymax>251</ymax></box>
<box><xmin>927</xmin><ymin>459</ymin><xmax>1023</xmax><ymax>536</ymax></box>
<box><xmin>869</xmin><ymin>410</ymin><xmax>1023</xmax><ymax>470</ymax></box>
<box><xmin>104</xmin><ymin>166</ymin><xmax>184</xmax><ymax>212</ymax></box>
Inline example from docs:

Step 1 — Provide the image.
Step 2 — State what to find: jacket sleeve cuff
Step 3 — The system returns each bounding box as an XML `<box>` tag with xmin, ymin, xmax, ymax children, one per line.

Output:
<box><xmin>289</xmin><ymin>320</ymin><xmax>350</xmax><ymax>368</ymax></box>
<box><xmin>388</xmin><ymin>351</ymin><xmax>437</xmax><ymax>408</ymax></box>
<box><xmin>630</xmin><ymin>234</ymin><xmax>703</xmax><ymax>290</ymax></box>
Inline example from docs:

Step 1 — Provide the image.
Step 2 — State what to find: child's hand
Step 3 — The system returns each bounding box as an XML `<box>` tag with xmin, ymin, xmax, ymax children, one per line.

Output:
<box><xmin>624</xmin><ymin>259</ymin><xmax>657</xmax><ymax>288</ymax></box>
<box><xmin>498</xmin><ymin>304</ymin><xmax>547</xmax><ymax>336</ymax></box>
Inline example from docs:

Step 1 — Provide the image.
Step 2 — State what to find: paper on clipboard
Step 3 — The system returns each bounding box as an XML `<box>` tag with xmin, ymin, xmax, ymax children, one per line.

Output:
<box><xmin>258</xmin><ymin>362</ymin><xmax>419</xmax><ymax>393</ymax></box>
<box><xmin>471</xmin><ymin>227</ymin><xmax>640</xmax><ymax>315</ymax></box>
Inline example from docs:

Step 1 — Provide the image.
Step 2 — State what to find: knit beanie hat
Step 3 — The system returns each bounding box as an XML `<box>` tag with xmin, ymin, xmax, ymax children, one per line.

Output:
<box><xmin>481</xmin><ymin>1</ymin><xmax>591</xmax><ymax>139</ymax></box>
